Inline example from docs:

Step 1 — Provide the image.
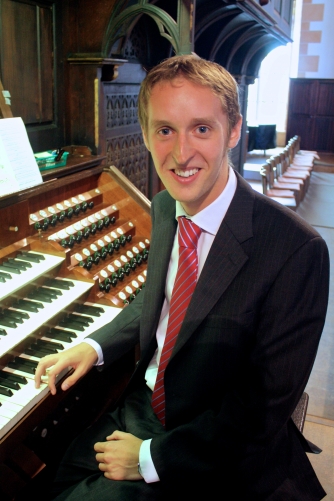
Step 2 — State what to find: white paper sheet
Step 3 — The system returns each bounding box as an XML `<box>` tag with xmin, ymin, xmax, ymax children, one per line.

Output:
<box><xmin>0</xmin><ymin>117</ymin><xmax>43</xmax><ymax>196</ymax></box>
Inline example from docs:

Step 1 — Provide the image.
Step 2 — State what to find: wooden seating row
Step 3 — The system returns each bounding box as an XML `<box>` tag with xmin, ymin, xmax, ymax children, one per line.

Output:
<box><xmin>259</xmin><ymin>136</ymin><xmax>319</xmax><ymax>211</ymax></box>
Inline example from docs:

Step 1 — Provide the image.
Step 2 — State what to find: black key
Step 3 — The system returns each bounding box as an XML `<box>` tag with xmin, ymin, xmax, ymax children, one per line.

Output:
<box><xmin>36</xmin><ymin>339</ymin><xmax>64</xmax><ymax>351</ymax></box>
<box><xmin>7</xmin><ymin>362</ymin><xmax>36</xmax><ymax>375</ymax></box>
<box><xmin>13</xmin><ymin>357</ymin><xmax>38</xmax><ymax>368</ymax></box>
<box><xmin>0</xmin><ymin>385</ymin><xmax>13</xmax><ymax>397</ymax></box>
<box><xmin>0</xmin><ymin>377</ymin><xmax>20</xmax><ymax>391</ymax></box>
<box><xmin>0</xmin><ymin>316</ymin><xmax>17</xmax><ymax>328</ymax></box>
<box><xmin>6</xmin><ymin>309</ymin><xmax>29</xmax><ymax>320</ymax></box>
<box><xmin>8</xmin><ymin>357</ymin><xmax>38</xmax><ymax>375</ymax></box>
<box><xmin>2</xmin><ymin>311</ymin><xmax>24</xmax><ymax>324</ymax></box>
<box><xmin>14</xmin><ymin>299</ymin><xmax>44</xmax><ymax>312</ymax></box>
<box><xmin>37</xmin><ymin>287</ymin><xmax>62</xmax><ymax>299</ymax></box>
<box><xmin>0</xmin><ymin>262</ymin><xmax>21</xmax><ymax>274</ymax></box>
<box><xmin>45</xmin><ymin>328</ymin><xmax>76</xmax><ymax>342</ymax></box>
<box><xmin>13</xmin><ymin>257</ymin><xmax>32</xmax><ymax>268</ymax></box>
<box><xmin>0</xmin><ymin>271</ymin><xmax>12</xmax><ymax>280</ymax></box>
<box><xmin>25</xmin><ymin>347</ymin><xmax>57</xmax><ymax>357</ymax></box>
<box><xmin>29</xmin><ymin>341</ymin><xmax>59</xmax><ymax>354</ymax></box>
<box><xmin>27</xmin><ymin>291</ymin><xmax>53</xmax><ymax>303</ymax></box>
<box><xmin>0</xmin><ymin>328</ymin><xmax>7</xmax><ymax>336</ymax></box>
<box><xmin>67</xmin><ymin>313</ymin><xmax>92</xmax><ymax>325</ymax></box>
<box><xmin>17</xmin><ymin>251</ymin><xmax>44</xmax><ymax>263</ymax></box>
<box><xmin>27</xmin><ymin>299</ymin><xmax>45</xmax><ymax>310</ymax></box>
<box><xmin>0</xmin><ymin>264</ymin><xmax>18</xmax><ymax>275</ymax></box>
<box><xmin>29</xmin><ymin>252</ymin><xmax>45</xmax><ymax>260</ymax></box>
<box><xmin>44</xmin><ymin>278</ymin><xmax>74</xmax><ymax>290</ymax></box>
<box><xmin>8</xmin><ymin>258</ymin><xmax>31</xmax><ymax>270</ymax></box>
<box><xmin>12</xmin><ymin>300</ymin><xmax>38</xmax><ymax>313</ymax></box>
<box><xmin>0</xmin><ymin>371</ymin><xmax>27</xmax><ymax>385</ymax></box>
<box><xmin>29</xmin><ymin>287</ymin><xmax>54</xmax><ymax>299</ymax></box>
<box><xmin>58</xmin><ymin>320</ymin><xmax>85</xmax><ymax>332</ymax></box>
<box><xmin>74</xmin><ymin>304</ymin><xmax>103</xmax><ymax>317</ymax></box>
<box><xmin>48</xmin><ymin>327</ymin><xmax>78</xmax><ymax>338</ymax></box>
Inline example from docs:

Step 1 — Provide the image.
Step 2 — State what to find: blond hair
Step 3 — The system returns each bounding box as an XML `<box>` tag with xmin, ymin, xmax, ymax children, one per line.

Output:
<box><xmin>138</xmin><ymin>54</ymin><xmax>241</xmax><ymax>137</ymax></box>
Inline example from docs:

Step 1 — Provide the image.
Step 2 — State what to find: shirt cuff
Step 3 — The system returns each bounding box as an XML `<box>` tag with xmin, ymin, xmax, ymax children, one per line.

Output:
<box><xmin>81</xmin><ymin>339</ymin><xmax>104</xmax><ymax>366</ymax></box>
<box><xmin>139</xmin><ymin>439</ymin><xmax>160</xmax><ymax>483</ymax></box>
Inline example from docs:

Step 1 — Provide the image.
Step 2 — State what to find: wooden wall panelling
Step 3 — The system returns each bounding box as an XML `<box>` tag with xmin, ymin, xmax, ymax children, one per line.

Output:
<box><xmin>317</xmin><ymin>80</ymin><xmax>334</xmax><ymax>117</ymax></box>
<box><xmin>313</xmin><ymin>117</ymin><xmax>334</xmax><ymax>153</ymax></box>
<box><xmin>0</xmin><ymin>0</ymin><xmax>65</xmax><ymax>151</ymax></box>
<box><xmin>287</xmin><ymin>79</ymin><xmax>334</xmax><ymax>153</ymax></box>
<box><xmin>66</xmin><ymin>62</ymin><xmax>101</xmax><ymax>151</ymax></box>
<box><xmin>314</xmin><ymin>81</ymin><xmax>334</xmax><ymax>152</ymax></box>
<box><xmin>62</xmin><ymin>0</ymin><xmax>118</xmax><ymax>55</ymax></box>
<box><xmin>1</xmin><ymin>0</ymin><xmax>52</xmax><ymax>123</ymax></box>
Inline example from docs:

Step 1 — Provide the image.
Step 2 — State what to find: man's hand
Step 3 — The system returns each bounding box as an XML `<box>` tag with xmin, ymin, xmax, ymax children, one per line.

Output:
<box><xmin>94</xmin><ymin>430</ymin><xmax>143</xmax><ymax>481</ymax></box>
<box><xmin>34</xmin><ymin>342</ymin><xmax>98</xmax><ymax>395</ymax></box>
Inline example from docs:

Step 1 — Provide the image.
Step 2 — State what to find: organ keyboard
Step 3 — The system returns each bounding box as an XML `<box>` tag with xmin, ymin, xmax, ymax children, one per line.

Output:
<box><xmin>0</xmin><ymin>156</ymin><xmax>151</xmax><ymax>497</ymax></box>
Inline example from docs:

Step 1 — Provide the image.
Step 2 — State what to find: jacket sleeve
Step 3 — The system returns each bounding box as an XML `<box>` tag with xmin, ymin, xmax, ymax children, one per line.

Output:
<box><xmin>88</xmin><ymin>276</ymin><xmax>144</xmax><ymax>367</ymax></box>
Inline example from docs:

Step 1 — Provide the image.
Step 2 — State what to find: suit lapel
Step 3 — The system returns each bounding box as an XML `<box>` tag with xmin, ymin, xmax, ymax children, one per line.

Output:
<box><xmin>173</xmin><ymin>173</ymin><xmax>255</xmax><ymax>353</ymax></box>
<box><xmin>140</xmin><ymin>193</ymin><xmax>177</xmax><ymax>354</ymax></box>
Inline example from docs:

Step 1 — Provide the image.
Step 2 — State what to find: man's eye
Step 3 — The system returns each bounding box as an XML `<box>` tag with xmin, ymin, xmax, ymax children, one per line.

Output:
<box><xmin>197</xmin><ymin>126</ymin><xmax>209</xmax><ymax>134</ymax></box>
<box><xmin>158</xmin><ymin>128</ymin><xmax>171</xmax><ymax>136</ymax></box>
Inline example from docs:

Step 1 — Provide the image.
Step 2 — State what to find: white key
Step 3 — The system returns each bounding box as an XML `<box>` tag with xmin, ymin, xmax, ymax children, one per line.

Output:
<box><xmin>0</xmin><ymin>404</ymin><xmax>18</xmax><ymax>419</ymax></box>
<box><xmin>0</xmin><ymin>366</ymin><xmax>68</xmax><ymax>440</ymax></box>
<box><xmin>0</xmin><ymin>377</ymin><xmax>47</xmax><ymax>407</ymax></box>
<box><xmin>0</xmin><ymin>415</ymin><xmax>10</xmax><ymax>429</ymax></box>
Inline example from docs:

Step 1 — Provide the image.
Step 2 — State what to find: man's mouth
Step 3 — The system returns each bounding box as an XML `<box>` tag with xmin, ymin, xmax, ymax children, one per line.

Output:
<box><xmin>174</xmin><ymin>168</ymin><xmax>199</xmax><ymax>178</ymax></box>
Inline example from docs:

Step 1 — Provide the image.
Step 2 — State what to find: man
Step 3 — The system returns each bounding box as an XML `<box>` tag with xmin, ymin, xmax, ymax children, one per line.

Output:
<box><xmin>35</xmin><ymin>55</ymin><xmax>329</xmax><ymax>500</ymax></box>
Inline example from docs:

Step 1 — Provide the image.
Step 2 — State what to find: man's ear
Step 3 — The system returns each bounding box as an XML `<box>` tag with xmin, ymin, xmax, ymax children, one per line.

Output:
<box><xmin>228</xmin><ymin>117</ymin><xmax>243</xmax><ymax>149</ymax></box>
<box><xmin>141</xmin><ymin>128</ymin><xmax>150</xmax><ymax>151</ymax></box>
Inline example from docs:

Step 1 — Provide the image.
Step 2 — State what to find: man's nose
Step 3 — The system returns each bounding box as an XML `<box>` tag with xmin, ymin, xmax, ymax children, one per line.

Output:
<box><xmin>172</xmin><ymin>134</ymin><xmax>194</xmax><ymax>165</ymax></box>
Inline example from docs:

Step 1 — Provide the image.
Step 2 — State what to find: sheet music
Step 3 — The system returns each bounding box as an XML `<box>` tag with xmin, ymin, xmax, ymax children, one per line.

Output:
<box><xmin>0</xmin><ymin>117</ymin><xmax>43</xmax><ymax>196</ymax></box>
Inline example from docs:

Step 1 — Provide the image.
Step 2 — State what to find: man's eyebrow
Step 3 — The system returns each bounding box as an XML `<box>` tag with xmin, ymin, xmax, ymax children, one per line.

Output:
<box><xmin>149</xmin><ymin>117</ymin><xmax>218</xmax><ymax>129</ymax></box>
<box><xmin>150</xmin><ymin>120</ymin><xmax>171</xmax><ymax>129</ymax></box>
<box><xmin>190</xmin><ymin>118</ymin><xmax>217</xmax><ymax>126</ymax></box>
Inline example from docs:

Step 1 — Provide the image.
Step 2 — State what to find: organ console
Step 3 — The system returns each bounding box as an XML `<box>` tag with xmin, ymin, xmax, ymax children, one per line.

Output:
<box><xmin>0</xmin><ymin>152</ymin><xmax>151</xmax><ymax>498</ymax></box>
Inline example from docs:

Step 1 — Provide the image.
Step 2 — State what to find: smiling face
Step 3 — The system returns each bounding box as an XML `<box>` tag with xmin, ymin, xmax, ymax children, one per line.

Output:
<box><xmin>142</xmin><ymin>77</ymin><xmax>242</xmax><ymax>215</ymax></box>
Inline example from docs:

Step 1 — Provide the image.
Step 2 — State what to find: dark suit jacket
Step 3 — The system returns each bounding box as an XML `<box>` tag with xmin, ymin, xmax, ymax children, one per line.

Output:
<box><xmin>90</xmin><ymin>172</ymin><xmax>329</xmax><ymax>500</ymax></box>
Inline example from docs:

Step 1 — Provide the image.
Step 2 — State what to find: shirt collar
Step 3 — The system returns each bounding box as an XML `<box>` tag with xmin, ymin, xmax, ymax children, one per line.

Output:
<box><xmin>175</xmin><ymin>166</ymin><xmax>237</xmax><ymax>236</ymax></box>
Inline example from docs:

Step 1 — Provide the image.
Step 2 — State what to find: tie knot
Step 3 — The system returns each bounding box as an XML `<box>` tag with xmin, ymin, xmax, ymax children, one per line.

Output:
<box><xmin>178</xmin><ymin>217</ymin><xmax>201</xmax><ymax>249</ymax></box>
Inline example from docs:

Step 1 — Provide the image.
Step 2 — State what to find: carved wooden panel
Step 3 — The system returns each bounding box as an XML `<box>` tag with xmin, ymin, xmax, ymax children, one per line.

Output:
<box><xmin>106</xmin><ymin>93</ymin><xmax>139</xmax><ymax>129</ymax></box>
<box><xmin>104</xmin><ymin>87</ymin><xmax>149</xmax><ymax>197</ymax></box>
<box><xmin>106</xmin><ymin>133</ymin><xmax>149</xmax><ymax>196</ymax></box>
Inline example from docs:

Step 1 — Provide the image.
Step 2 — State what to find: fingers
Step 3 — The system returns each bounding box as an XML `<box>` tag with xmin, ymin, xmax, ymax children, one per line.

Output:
<box><xmin>106</xmin><ymin>430</ymin><xmax>126</xmax><ymax>440</ymax></box>
<box><xmin>34</xmin><ymin>354</ymin><xmax>61</xmax><ymax>394</ymax></box>
<box><xmin>34</xmin><ymin>343</ymin><xmax>98</xmax><ymax>395</ymax></box>
<box><xmin>94</xmin><ymin>432</ymin><xmax>143</xmax><ymax>481</ymax></box>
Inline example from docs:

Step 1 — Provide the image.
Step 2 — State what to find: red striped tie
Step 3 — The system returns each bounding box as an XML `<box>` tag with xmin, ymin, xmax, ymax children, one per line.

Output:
<box><xmin>152</xmin><ymin>217</ymin><xmax>201</xmax><ymax>426</ymax></box>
